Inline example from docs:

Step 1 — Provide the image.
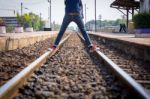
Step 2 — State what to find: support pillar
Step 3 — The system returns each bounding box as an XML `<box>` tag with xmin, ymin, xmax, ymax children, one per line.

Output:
<box><xmin>126</xmin><ymin>9</ymin><xmax>129</xmax><ymax>28</ymax></box>
<box><xmin>132</xmin><ymin>8</ymin><xmax>134</xmax><ymax>21</ymax></box>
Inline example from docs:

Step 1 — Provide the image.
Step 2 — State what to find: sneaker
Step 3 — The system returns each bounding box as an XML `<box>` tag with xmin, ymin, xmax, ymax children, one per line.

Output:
<box><xmin>48</xmin><ymin>45</ymin><xmax>56</xmax><ymax>51</ymax></box>
<box><xmin>89</xmin><ymin>44</ymin><xmax>100</xmax><ymax>52</ymax></box>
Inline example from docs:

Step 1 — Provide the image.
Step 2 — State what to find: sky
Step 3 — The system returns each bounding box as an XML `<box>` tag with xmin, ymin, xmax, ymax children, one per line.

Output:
<box><xmin>0</xmin><ymin>0</ymin><xmax>125</xmax><ymax>27</ymax></box>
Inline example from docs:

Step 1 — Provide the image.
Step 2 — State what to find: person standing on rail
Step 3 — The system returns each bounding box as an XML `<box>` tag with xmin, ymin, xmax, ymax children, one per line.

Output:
<box><xmin>49</xmin><ymin>0</ymin><xmax>98</xmax><ymax>52</ymax></box>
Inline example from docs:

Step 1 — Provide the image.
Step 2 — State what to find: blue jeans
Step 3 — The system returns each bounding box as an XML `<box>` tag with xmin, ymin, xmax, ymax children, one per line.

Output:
<box><xmin>54</xmin><ymin>14</ymin><xmax>92</xmax><ymax>47</ymax></box>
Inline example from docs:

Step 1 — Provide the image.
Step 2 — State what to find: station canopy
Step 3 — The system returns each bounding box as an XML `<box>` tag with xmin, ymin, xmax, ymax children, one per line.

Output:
<box><xmin>110</xmin><ymin>0</ymin><xmax>140</xmax><ymax>10</ymax></box>
<box><xmin>110</xmin><ymin>0</ymin><xmax>140</xmax><ymax>28</ymax></box>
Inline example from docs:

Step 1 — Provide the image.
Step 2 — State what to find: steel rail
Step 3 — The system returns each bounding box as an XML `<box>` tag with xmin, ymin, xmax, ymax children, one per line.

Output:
<box><xmin>77</xmin><ymin>32</ymin><xmax>150</xmax><ymax>99</ymax></box>
<box><xmin>0</xmin><ymin>33</ymin><xmax>72</xmax><ymax>99</ymax></box>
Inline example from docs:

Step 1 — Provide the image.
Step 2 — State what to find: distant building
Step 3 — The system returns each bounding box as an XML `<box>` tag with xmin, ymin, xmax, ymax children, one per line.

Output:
<box><xmin>0</xmin><ymin>17</ymin><xmax>19</xmax><ymax>27</ymax></box>
<box><xmin>140</xmin><ymin>0</ymin><xmax>150</xmax><ymax>13</ymax></box>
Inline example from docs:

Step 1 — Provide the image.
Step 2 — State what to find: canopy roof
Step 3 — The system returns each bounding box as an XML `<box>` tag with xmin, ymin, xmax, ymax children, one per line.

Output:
<box><xmin>110</xmin><ymin>0</ymin><xmax>140</xmax><ymax>10</ymax></box>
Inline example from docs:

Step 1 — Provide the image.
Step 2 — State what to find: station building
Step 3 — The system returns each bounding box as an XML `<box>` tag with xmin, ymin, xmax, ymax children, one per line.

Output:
<box><xmin>0</xmin><ymin>17</ymin><xmax>19</xmax><ymax>27</ymax></box>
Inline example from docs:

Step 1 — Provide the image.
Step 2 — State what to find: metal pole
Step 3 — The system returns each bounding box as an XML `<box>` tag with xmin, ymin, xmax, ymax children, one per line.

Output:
<box><xmin>21</xmin><ymin>2</ymin><xmax>23</xmax><ymax>16</ymax></box>
<box><xmin>95</xmin><ymin>0</ymin><xmax>97</xmax><ymax>32</ymax></box>
<box><xmin>127</xmin><ymin>9</ymin><xmax>129</xmax><ymax>28</ymax></box>
<box><xmin>85</xmin><ymin>4</ymin><xmax>87</xmax><ymax>24</ymax></box>
<box><xmin>40</xmin><ymin>13</ymin><xmax>42</xmax><ymax>30</ymax></box>
<box><xmin>48</xmin><ymin>0</ymin><xmax>52</xmax><ymax>30</ymax></box>
<box><xmin>132</xmin><ymin>8</ymin><xmax>134</xmax><ymax>21</ymax></box>
<box><xmin>48</xmin><ymin>7</ymin><xmax>50</xmax><ymax>27</ymax></box>
<box><xmin>50</xmin><ymin>0</ymin><xmax>51</xmax><ymax>29</ymax></box>
<box><xmin>14</xmin><ymin>10</ymin><xmax>16</xmax><ymax>15</ymax></box>
<box><xmin>99</xmin><ymin>15</ymin><xmax>102</xmax><ymax>30</ymax></box>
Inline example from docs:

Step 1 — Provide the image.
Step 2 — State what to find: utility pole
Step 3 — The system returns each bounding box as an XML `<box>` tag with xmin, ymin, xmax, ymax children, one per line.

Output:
<box><xmin>21</xmin><ymin>2</ymin><xmax>23</xmax><ymax>16</ymax></box>
<box><xmin>94</xmin><ymin>0</ymin><xmax>97</xmax><ymax>32</ymax></box>
<box><xmin>85</xmin><ymin>4</ymin><xmax>87</xmax><ymax>24</ymax></box>
<box><xmin>40</xmin><ymin>13</ymin><xmax>42</xmax><ymax>30</ymax></box>
<box><xmin>14</xmin><ymin>10</ymin><xmax>16</xmax><ymax>15</ymax></box>
<box><xmin>99</xmin><ymin>15</ymin><xmax>102</xmax><ymax>30</ymax></box>
<box><xmin>48</xmin><ymin>0</ymin><xmax>52</xmax><ymax>30</ymax></box>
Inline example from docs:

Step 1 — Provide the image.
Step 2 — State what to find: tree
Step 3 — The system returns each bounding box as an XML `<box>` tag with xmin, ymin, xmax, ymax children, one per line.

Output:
<box><xmin>24</xmin><ymin>13</ymin><xmax>32</xmax><ymax>28</ymax></box>
<box><xmin>85</xmin><ymin>19</ymin><xmax>123</xmax><ymax>31</ymax></box>
<box><xmin>0</xmin><ymin>18</ymin><xmax>5</xmax><ymax>26</ymax></box>
<box><xmin>17</xmin><ymin>13</ymin><xmax>46</xmax><ymax>31</ymax></box>
<box><xmin>40</xmin><ymin>20</ymin><xmax>46</xmax><ymax>31</ymax></box>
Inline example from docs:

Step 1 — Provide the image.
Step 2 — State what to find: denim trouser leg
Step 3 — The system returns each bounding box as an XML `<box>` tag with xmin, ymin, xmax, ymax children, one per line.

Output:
<box><xmin>74</xmin><ymin>16</ymin><xmax>92</xmax><ymax>47</ymax></box>
<box><xmin>54</xmin><ymin>15</ymin><xmax>71</xmax><ymax>46</ymax></box>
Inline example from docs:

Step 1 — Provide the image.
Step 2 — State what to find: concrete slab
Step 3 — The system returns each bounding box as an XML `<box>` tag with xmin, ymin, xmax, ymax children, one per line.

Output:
<box><xmin>0</xmin><ymin>31</ymin><xmax>58</xmax><ymax>51</ymax></box>
<box><xmin>0</xmin><ymin>37</ymin><xmax>7</xmax><ymax>51</ymax></box>
<box><xmin>89</xmin><ymin>32</ymin><xmax>150</xmax><ymax>47</ymax></box>
<box><xmin>89</xmin><ymin>32</ymin><xmax>150</xmax><ymax>62</ymax></box>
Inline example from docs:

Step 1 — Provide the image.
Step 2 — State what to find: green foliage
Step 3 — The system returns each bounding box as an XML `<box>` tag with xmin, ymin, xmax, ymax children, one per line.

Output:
<box><xmin>39</xmin><ymin>20</ymin><xmax>46</xmax><ymax>30</ymax></box>
<box><xmin>0</xmin><ymin>18</ymin><xmax>6</xmax><ymax>26</ymax></box>
<box><xmin>6</xmin><ymin>25</ymin><xmax>15</xmax><ymax>33</ymax></box>
<box><xmin>52</xmin><ymin>22</ymin><xmax>74</xmax><ymax>31</ymax></box>
<box><xmin>24</xmin><ymin>13</ymin><xmax>32</xmax><ymax>27</ymax></box>
<box><xmin>133</xmin><ymin>13</ymin><xmax>150</xmax><ymax>29</ymax></box>
<box><xmin>85</xmin><ymin>19</ymin><xmax>122</xmax><ymax>28</ymax></box>
<box><xmin>52</xmin><ymin>23</ymin><xmax>60</xmax><ymax>31</ymax></box>
<box><xmin>17</xmin><ymin>13</ymin><xmax>23</xmax><ymax>26</ymax></box>
<box><xmin>17</xmin><ymin>13</ymin><xmax>46</xmax><ymax>31</ymax></box>
<box><xmin>67</xmin><ymin>26</ymin><xmax>74</xmax><ymax>30</ymax></box>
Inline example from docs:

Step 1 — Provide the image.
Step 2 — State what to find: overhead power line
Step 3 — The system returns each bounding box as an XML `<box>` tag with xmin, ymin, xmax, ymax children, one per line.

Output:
<box><xmin>0</xmin><ymin>8</ymin><xmax>15</xmax><ymax>11</ymax></box>
<box><xmin>0</xmin><ymin>8</ymin><xmax>18</xmax><ymax>15</ymax></box>
<box><xmin>24</xmin><ymin>0</ymin><xmax>47</xmax><ymax>5</ymax></box>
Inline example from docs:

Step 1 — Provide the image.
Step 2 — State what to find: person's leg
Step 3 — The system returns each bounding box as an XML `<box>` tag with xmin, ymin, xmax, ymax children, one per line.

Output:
<box><xmin>74</xmin><ymin>15</ymin><xmax>92</xmax><ymax>47</ymax></box>
<box><xmin>53</xmin><ymin>15</ymin><xmax>71</xmax><ymax>47</ymax></box>
<box><xmin>119</xmin><ymin>27</ymin><xmax>122</xmax><ymax>32</ymax></box>
<box><xmin>123</xmin><ymin>26</ymin><xmax>126</xmax><ymax>33</ymax></box>
<box><xmin>121</xmin><ymin>27</ymin><xmax>124</xmax><ymax>32</ymax></box>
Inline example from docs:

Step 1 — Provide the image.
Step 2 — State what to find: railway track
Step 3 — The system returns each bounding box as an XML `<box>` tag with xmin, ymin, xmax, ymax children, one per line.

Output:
<box><xmin>0</xmin><ymin>33</ymin><xmax>67</xmax><ymax>87</ymax></box>
<box><xmin>78</xmin><ymin>33</ymin><xmax>150</xmax><ymax>99</ymax></box>
<box><xmin>0</xmin><ymin>32</ymin><xmax>150</xmax><ymax>99</ymax></box>
<box><xmin>89</xmin><ymin>35</ymin><xmax>150</xmax><ymax>90</ymax></box>
<box><xmin>0</xmin><ymin>37</ymin><xmax>55</xmax><ymax>86</ymax></box>
<box><xmin>0</xmin><ymin>33</ymin><xmax>71</xmax><ymax>99</ymax></box>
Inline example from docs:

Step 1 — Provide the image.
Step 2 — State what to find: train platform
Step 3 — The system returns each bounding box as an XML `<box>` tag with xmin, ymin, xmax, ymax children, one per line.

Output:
<box><xmin>0</xmin><ymin>31</ymin><xmax>57</xmax><ymax>51</ymax></box>
<box><xmin>89</xmin><ymin>32</ymin><xmax>150</xmax><ymax>62</ymax></box>
<box><xmin>89</xmin><ymin>32</ymin><xmax>150</xmax><ymax>46</ymax></box>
